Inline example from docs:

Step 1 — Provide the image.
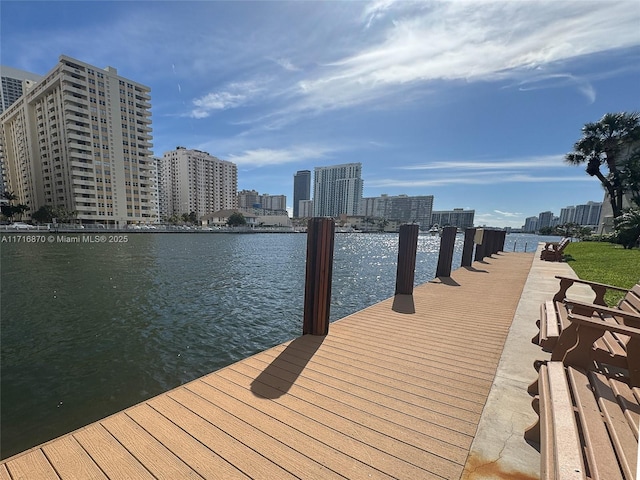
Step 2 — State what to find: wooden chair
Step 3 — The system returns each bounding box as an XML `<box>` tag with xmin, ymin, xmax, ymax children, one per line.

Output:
<box><xmin>540</xmin><ymin>238</ymin><xmax>570</xmax><ymax>262</ymax></box>
<box><xmin>533</xmin><ymin>277</ymin><xmax>640</xmax><ymax>366</ymax></box>
<box><xmin>525</xmin><ymin>313</ymin><xmax>640</xmax><ymax>479</ymax></box>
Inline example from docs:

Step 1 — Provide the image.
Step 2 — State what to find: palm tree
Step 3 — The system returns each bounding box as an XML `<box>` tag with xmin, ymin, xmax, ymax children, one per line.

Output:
<box><xmin>565</xmin><ymin>112</ymin><xmax>640</xmax><ymax>219</ymax></box>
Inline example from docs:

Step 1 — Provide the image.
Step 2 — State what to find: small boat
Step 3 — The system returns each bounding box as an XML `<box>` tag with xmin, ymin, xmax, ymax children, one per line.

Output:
<box><xmin>428</xmin><ymin>224</ymin><xmax>441</xmax><ymax>236</ymax></box>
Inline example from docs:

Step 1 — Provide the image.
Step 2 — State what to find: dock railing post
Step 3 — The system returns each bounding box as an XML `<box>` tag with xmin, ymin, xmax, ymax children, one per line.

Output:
<box><xmin>435</xmin><ymin>226</ymin><xmax>457</xmax><ymax>278</ymax></box>
<box><xmin>461</xmin><ymin>228</ymin><xmax>476</xmax><ymax>267</ymax></box>
<box><xmin>395</xmin><ymin>223</ymin><xmax>419</xmax><ymax>295</ymax></box>
<box><xmin>303</xmin><ymin>217</ymin><xmax>335</xmax><ymax>336</ymax></box>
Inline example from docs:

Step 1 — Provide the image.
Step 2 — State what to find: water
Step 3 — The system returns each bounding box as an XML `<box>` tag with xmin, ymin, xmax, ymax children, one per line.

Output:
<box><xmin>0</xmin><ymin>231</ymin><xmax>556</xmax><ymax>459</ymax></box>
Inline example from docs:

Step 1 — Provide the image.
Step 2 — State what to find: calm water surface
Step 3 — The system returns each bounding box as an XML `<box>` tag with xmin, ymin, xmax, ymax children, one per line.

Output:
<box><xmin>0</xmin><ymin>232</ymin><xmax>556</xmax><ymax>458</ymax></box>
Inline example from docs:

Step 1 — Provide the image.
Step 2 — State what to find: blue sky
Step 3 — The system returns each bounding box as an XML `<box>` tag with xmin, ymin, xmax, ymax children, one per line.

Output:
<box><xmin>2</xmin><ymin>1</ymin><xmax>639</xmax><ymax>227</ymax></box>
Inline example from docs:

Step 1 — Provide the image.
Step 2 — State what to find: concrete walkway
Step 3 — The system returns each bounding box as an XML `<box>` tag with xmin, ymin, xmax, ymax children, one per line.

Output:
<box><xmin>461</xmin><ymin>243</ymin><xmax>596</xmax><ymax>479</ymax></box>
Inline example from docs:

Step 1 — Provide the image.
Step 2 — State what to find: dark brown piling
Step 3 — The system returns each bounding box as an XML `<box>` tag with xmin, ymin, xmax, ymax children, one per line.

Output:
<box><xmin>461</xmin><ymin>228</ymin><xmax>476</xmax><ymax>267</ymax></box>
<box><xmin>303</xmin><ymin>218</ymin><xmax>335</xmax><ymax>336</ymax></box>
<box><xmin>474</xmin><ymin>228</ymin><xmax>486</xmax><ymax>262</ymax></box>
<box><xmin>395</xmin><ymin>223</ymin><xmax>419</xmax><ymax>295</ymax></box>
<box><xmin>435</xmin><ymin>226</ymin><xmax>457</xmax><ymax>278</ymax></box>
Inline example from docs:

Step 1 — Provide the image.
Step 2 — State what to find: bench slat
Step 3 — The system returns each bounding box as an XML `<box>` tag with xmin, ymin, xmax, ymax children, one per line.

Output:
<box><xmin>546</xmin><ymin>362</ymin><xmax>585</xmax><ymax>479</ymax></box>
<box><xmin>539</xmin><ymin>364</ymin><xmax>554</xmax><ymax>479</ymax></box>
<box><xmin>609</xmin><ymin>378</ymin><xmax>640</xmax><ymax>441</ymax></box>
<box><xmin>567</xmin><ymin>367</ymin><xmax>624</xmax><ymax>480</ymax></box>
<box><xmin>590</xmin><ymin>371</ymin><xmax>639</xmax><ymax>480</ymax></box>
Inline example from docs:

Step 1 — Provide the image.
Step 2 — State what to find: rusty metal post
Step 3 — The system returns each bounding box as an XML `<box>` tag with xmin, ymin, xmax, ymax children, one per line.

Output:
<box><xmin>461</xmin><ymin>228</ymin><xmax>476</xmax><ymax>267</ymax></box>
<box><xmin>303</xmin><ymin>218</ymin><xmax>335</xmax><ymax>335</ymax></box>
<box><xmin>395</xmin><ymin>223</ymin><xmax>419</xmax><ymax>295</ymax></box>
<box><xmin>435</xmin><ymin>226</ymin><xmax>457</xmax><ymax>278</ymax></box>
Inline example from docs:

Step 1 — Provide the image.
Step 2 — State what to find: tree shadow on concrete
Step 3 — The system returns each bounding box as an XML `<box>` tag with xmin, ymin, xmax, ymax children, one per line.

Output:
<box><xmin>250</xmin><ymin>334</ymin><xmax>324</xmax><ymax>399</ymax></box>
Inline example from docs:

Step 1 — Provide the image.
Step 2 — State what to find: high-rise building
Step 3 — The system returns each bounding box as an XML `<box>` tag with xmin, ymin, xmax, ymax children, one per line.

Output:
<box><xmin>360</xmin><ymin>194</ymin><xmax>434</xmax><ymax>228</ymax></box>
<box><xmin>299</xmin><ymin>199</ymin><xmax>313</xmax><ymax>218</ymax></box>
<box><xmin>1</xmin><ymin>66</ymin><xmax>42</xmax><ymax>113</ymax></box>
<box><xmin>559</xmin><ymin>206</ymin><xmax>576</xmax><ymax>225</ymax></box>
<box><xmin>260</xmin><ymin>193</ymin><xmax>286</xmax><ymax>212</ymax></box>
<box><xmin>430</xmin><ymin>208</ymin><xmax>474</xmax><ymax>229</ymax></box>
<box><xmin>0</xmin><ymin>55</ymin><xmax>157</xmax><ymax>225</ymax></box>
<box><xmin>574</xmin><ymin>201</ymin><xmax>602</xmax><ymax>226</ymax></box>
<box><xmin>237</xmin><ymin>189</ymin><xmax>260</xmax><ymax>209</ymax></box>
<box><xmin>293</xmin><ymin>170</ymin><xmax>311</xmax><ymax>218</ymax></box>
<box><xmin>158</xmin><ymin>147</ymin><xmax>237</xmax><ymax>220</ymax></box>
<box><xmin>313</xmin><ymin>163</ymin><xmax>363</xmax><ymax>217</ymax></box>
<box><xmin>536</xmin><ymin>211</ymin><xmax>559</xmax><ymax>230</ymax></box>
<box><xmin>523</xmin><ymin>216</ymin><xmax>538</xmax><ymax>233</ymax></box>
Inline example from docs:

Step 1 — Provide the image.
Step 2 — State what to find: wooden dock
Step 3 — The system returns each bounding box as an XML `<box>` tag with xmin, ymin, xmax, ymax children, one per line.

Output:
<box><xmin>1</xmin><ymin>252</ymin><xmax>534</xmax><ymax>479</ymax></box>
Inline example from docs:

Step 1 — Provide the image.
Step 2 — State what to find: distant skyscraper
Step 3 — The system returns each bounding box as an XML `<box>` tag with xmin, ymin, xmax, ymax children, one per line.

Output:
<box><xmin>1</xmin><ymin>65</ymin><xmax>42</xmax><ymax>113</ymax></box>
<box><xmin>361</xmin><ymin>194</ymin><xmax>435</xmax><ymax>228</ymax></box>
<box><xmin>537</xmin><ymin>211</ymin><xmax>556</xmax><ymax>229</ymax></box>
<box><xmin>430</xmin><ymin>208</ymin><xmax>474</xmax><ymax>229</ymax></box>
<box><xmin>0</xmin><ymin>55</ymin><xmax>156</xmax><ymax>225</ymax></box>
<box><xmin>293</xmin><ymin>170</ymin><xmax>311</xmax><ymax>218</ymax></box>
<box><xmin>523</xmin><ymin>216</ymin><xmax>538</xmax><ymax>233</ymax></box>
<box><xmin>574</xmin><ymin>201</ymin><xmax>602</xmax><ymax>226</ymax></box>
<box><xmin>158</xmin><ymin>147</ymin><xmax>237</xmax><ymax>220</ymax></box>
<box><xmin>313</xmin><ymin>163</ymin><xmax>363</xmax><ymax>217</ymax></box>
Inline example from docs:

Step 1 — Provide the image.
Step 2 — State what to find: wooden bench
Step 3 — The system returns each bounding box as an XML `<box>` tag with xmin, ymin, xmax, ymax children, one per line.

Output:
<box><xmin>533</xmin><ymin>277</ymin><xmax>640</xmax><ymax>368</ymax></box>
<box><xmin>525</xmin><ymin>313</ymin><xmax>640</xmax><ymax>479</ymax></box>
<box><xmin>540</xmin><ymin>238</ymin><xmax>570</xmax><ymax>262</ymax></box>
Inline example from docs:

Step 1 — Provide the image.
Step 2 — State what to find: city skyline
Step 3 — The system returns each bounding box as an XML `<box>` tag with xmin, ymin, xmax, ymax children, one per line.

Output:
<box><xmin>1</xmin><ymin>1</ymin><xmax>639</xmax><ymax>227</ymax></box>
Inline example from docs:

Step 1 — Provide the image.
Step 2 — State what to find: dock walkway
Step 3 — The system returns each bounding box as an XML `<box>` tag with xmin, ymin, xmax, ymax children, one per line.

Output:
<box><xmin>2</xmin><ymin>252</ymin><xmax>536</xmax><ymax>479</ymax></box>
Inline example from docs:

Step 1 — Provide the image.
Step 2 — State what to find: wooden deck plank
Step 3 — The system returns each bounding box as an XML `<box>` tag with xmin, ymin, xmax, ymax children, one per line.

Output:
<box><xmin>227</xmin><ymin>360</ymin><xmax>475</xmax><ymax>445</ymax></box>
<box><xmin>148</xmin><ymin>394</ymin><xmax>297</xmax><ymax>479</ymax></box>
<box><xmin>292</xmin><ymin>340</ymin><xmax>491</xmax><ymax>398</ymax></box>
<box><xmin>72</xmin><ymin>424</ymin><xmax>155</xmax><ymax>480</ymax></box>
<box><xmin>258</xmin><ymin>343</ymin><xmax>485</xmax><ymax>413</ymax></box>
<box><xmin>185</xmin><ymin>378</ymin><xmax>400</xmax><ymax>479</ymax></box>
<box><xmin>0</xmin><ymin>252</ymin><xmax>534</xmax><ymax>480</ymax></box>
<box><xmin>100</xmin><ymin>413</ymin><xmax>202</xmax><ymax>479</ymax></box>
<box><xmin>217</xmin><ymin>363</ymin><xmax>472</xmax><ymax>451</ymax></box>
<box><xmin>244</xmin><ymin>351</ymin><xmax>482</xmax><ymax>428</ymax></box>
<box><xmin>125</xmin><ymin>403</ymin><xmax>250</xmax><ymax>480</ymax></box>
<box><xmin>4</xmin><ymin>450</ymin><xmax>59</xmax><ymax>480</ymax></box>
<box><xmin>208</xmin><ymin>365</ymin><xmax>469</xmax><ymax>474</ymax></box>
<box><xmin>167</xmin><ymin>386</ymin><xmax>353</xmax><ymax>479</ymax></box>
<box><xmin>0</xmin><ymin>465</ymin><xmax>11</xmax><ymax>480</ymax></box>
<box><xmin>42</xmin><ymin>436</ymin><xmax>107</xmax><ymax>480</ymax></box>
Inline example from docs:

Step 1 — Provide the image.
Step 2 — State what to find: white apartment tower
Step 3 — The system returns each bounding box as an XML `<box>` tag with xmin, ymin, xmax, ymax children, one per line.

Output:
<box><xmin>313</xmin><ymin>162</ymin><xmax>363</xmax><ymax>217</ymax></box>
<box><xmin>0</xmin><ymin>55</ymin><xmax>157</xmax><ymax>225</ymax></box>
<box><xmin>158</xmin><ymin>147</ymin><xmax>237</xmax><ymax>220</ymax></box>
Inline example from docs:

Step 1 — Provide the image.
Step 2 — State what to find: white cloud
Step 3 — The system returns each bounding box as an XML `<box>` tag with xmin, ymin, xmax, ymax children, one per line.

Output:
<box><xmin>367</xmin><ymin>174</ymin><xmax>592</xmax><ymax>188</ymax></box>
<box><xmin>494</xmin><ymin>210</ymin><xmax>523</xmax><ymax>218</ymax></box>
<box><xmin>285</xmin><ymin>1</ymin><xmax>640</xmax><ymax>115</ymax></box>
<box><xmin>226</xmin><ymin>145</ymin><xmax>336</xmax><ymax>167</ymax></box>
<box><xmin>189</xmin><ymin>80</ymin><xmax>266</xmax><ymax>118</ymax></box>
<box><xmin>517</xmin><ymin>74</ymin><xmax>596</xmax><ymax>103</ymax></box>
<box><xmin>400</xmin><ymin>155</ymin><xmax>565</xmax><ymax>171</ymax></box>
<box><xmin>273</xmin><ymin>57</ymin><xmax>300</xmax><ymax>72</ymax></box>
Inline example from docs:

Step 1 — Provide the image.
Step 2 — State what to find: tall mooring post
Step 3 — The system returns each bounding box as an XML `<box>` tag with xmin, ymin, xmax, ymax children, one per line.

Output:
<box><xmin>461</xmin><ymin>228</ymin><xmax>476</xmax><ymax>267</ymax></box>
<box><xmin>474</xmin><ymin>228</ymin><xmax>486</xmax><ymax>262</ymax></box>
<box><xmin>303</xmin><ymin>217</ymin><xmax>335</xmax><ymax>336</ymax></box>
<box><xmin>395</xmin><ymin>223</ymin><xmax>419</xmax><ymax>295</ymax></box>
<box><xmin>435</xmin><ymin>226</ymin><xmax>457</xmax><ymax>278</ymax></box>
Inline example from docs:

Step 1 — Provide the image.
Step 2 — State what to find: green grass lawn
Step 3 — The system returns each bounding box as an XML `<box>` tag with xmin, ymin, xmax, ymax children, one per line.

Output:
<box><xmin>563</xmin><ymin>241</ymin><xmax>640</xmax><ymax>305</ymax></box>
